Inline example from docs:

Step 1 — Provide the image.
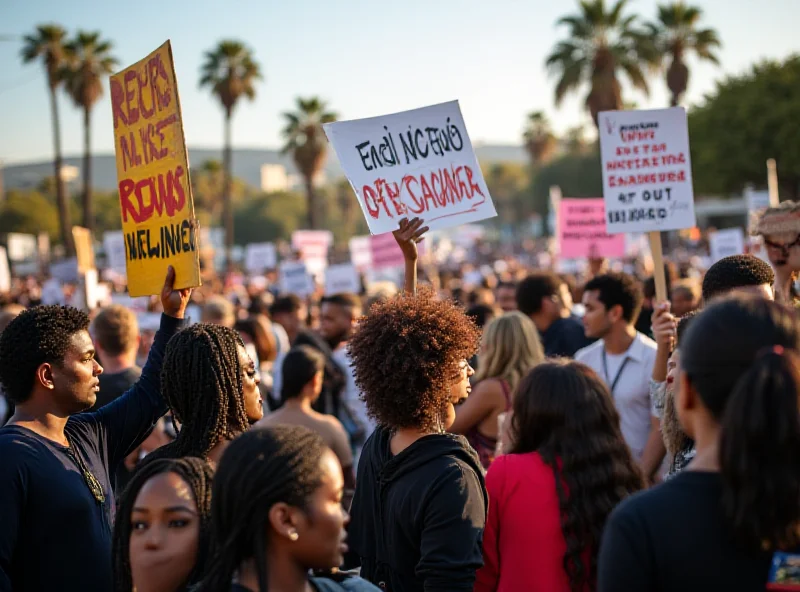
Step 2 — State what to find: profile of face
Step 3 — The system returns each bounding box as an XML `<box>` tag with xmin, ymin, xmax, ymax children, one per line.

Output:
<box><xmin>319</xmin><ymin>303</ymin><xmax>354</xmax><ymax>347</ymax></box>
<box><xmin>666</xmin><ymin>348</ymin><xmax>681</xmax><ymax>401</ymax></box>
<box><xmin>43</xmin><ymin>329</ymin><xmax>103</xmax><ymax>414</ymax></box>
<box><xmin>129</xmin><ymin>472</ymin><xmax>200</xmax><ymax>592</ymax></box>
<box><xmin>764</xmin><ymin>232</ymin><xmax>800</xmax><ymax>271</ymax></box>
<box><xmin>495</xmin><ymin>286</ymin><xmax>517</xmax><ymax>313</ymax></box>
<box><xmin>444</xmin><ymin>360</ymin><xmax>474</xmax><ymax>430</ymax></box>
<box><xmin>270</xmin><ymin>449</ymin><xmax>348</xmax><ymax>570</ymax></box>
<box><xmin>670</xmin><ymin>289</ymin><xmax>696</xmax><ymax>317</ymax></box>
<box><xmin>237</xmin><ymin>344</ymin><xmax>263</xmax><ymax>423</ymax></box>
<box><xmin>730</xmin><ymin>284</ymin><xmax>775</xmax><ymax>301</ymax></box>
<box><xmin>581</xmin><ymin>290</ymin><xmax>615</xmax><ymax>339</ymax></box>
<box><xmin>558</xmin><ymin>282</ymin><xmax>574</xmax><ymax>312</ymax></box>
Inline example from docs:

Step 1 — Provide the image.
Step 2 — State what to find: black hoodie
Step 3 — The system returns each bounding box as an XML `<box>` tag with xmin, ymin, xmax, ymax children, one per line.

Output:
<box><xmin>347</xmin><ymin>427</ymin><xmax>487</xmax><ymax>592</ymax></box>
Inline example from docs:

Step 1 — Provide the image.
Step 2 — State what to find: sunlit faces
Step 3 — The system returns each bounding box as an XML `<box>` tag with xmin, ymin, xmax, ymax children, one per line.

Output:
<box><xmin>444</xmin><ymin>360</ymin><xmax>474</xmax><ymax>430</ymax></box>
<box><xmin>495</xmin><ymin>285</ymin><xmax>517</xmax><ymax>313</ymax></box>
<box><xmin>764</xmin><ymin>232</ymin><xmax>800</xmax><ymax>270</ymax></box>
<box><xmin>237</xmin><ymin>344</ymin><xmax>263</xmax><ymax>423</ymax></box>
<box><xmin>581</xmin><ymin>290</ymin><xmax>614</xmax><ymax>339</ymax></box>
<box><xmin>46</xmin><ymin>330</ymin><xmax>103</xmax><ymax>414</ymax></box>
<box><xmin>129</xmin><ymin>472</ymin><xmax>200</xmax><ymax>592</ymax></box>
<box><xmin>319</xmin><ymin>302</ymin><xmax>354</xmax><ymax>347</ymax></box>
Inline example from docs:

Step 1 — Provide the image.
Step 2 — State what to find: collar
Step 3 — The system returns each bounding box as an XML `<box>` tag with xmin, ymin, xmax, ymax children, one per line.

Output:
<box><xmin>605</xmin><ymin>332</ymin><xmax>645</xmax><ymax>363</ymax></box>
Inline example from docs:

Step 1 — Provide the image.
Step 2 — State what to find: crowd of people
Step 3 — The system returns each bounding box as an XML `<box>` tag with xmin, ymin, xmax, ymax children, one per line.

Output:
<box><xmin>0</xmin><ymin>209</ymin><xmax>799</xmax><ymax>591</ymax></box>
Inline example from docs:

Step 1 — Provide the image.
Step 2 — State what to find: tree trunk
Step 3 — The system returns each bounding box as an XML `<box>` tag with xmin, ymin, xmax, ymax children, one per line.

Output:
<box><xmin>50</xmin><ymin>84</ymin><xmax>74</xmax><ymax>255</ymax></box>
<box><xmin>82</xmin><ymin>106</ymin><xmax>93</xmax><ymax>234</ymax></box>
<box><xmin>223</xmin><ymin>108</ymin><xmax>233</xmax><ymax>270</ymax></box>
<box><xmin>306</xmin><ymin>175</ymin><xmax>317</xmax><ymax>229</ymax></box>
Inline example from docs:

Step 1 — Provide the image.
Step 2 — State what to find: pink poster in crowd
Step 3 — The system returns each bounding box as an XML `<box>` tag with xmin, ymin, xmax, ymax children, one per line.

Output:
<box><xmin>558</xmin><ymin>199</ymin><xmax>626</xmax><ymax>259</ymax></box>
<box><xmin>369</xmin><ymin>232</ymin><xmax>426</xmax><ymax>269</ymax></box>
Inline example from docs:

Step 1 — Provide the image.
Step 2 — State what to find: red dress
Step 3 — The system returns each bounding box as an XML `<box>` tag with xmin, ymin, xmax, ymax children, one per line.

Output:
<box><xmin>474</xmin><ymin>452</ymin><xmax>590</xmax><ymax>592</ymax></box>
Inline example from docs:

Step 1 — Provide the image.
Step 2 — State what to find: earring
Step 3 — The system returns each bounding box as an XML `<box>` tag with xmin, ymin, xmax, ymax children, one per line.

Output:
<box><xmin>288</xmin><ymin>531</ymin><xmax>299</xmax><ymax>541</ymax></box>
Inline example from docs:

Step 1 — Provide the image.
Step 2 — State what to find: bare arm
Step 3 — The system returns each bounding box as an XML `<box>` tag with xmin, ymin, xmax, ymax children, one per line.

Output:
<box><xmin>650</xmin><ymin>302</ymin><xmax>675</xmax><ymax>382</ymax></box>
<box><xmin>640</xmin><ymin>415</ymin><xmax>666</xmax><ymax>484</ymax></box>
<box><xmin>449</xmin><ymin>380</ymin><xmax>503</xmax><ymax>436</ymax></box>
<box><xmin>392</xmin><ymin>217</ymin><xmax>429</xmax><ymax>295</ymax></box>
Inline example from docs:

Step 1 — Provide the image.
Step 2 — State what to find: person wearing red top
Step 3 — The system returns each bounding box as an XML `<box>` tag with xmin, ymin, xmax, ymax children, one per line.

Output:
<box><xmin>475</xmin><ymin>359</ymin><xmax>643</xmax><ymax>592</ymax></box>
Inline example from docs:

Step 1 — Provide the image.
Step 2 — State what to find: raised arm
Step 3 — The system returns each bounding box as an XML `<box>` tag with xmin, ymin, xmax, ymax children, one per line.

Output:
<box><xmin>90</xmin><ymin>267</ymin><xmax>191</xmax><ymax>469</ymax></box>
<box><xmin>392</xmin><ymin>217</ymin><xmax>429</xmax><ymax>295</ymax></box>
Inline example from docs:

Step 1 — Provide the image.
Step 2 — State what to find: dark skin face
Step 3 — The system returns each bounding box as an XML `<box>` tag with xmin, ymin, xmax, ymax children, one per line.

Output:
<box><xmin>43</xmin><ymin>330</ymin><xmax>104</xmax><ymax>415</ymax></box>
<box><xmin>319</xmin><ymin>303</ymin><xmax>355</xmax><ymax>348</ymax></box>
<box><xmin>237</xmin><ymin>344</ymin><xmax>263</xmax><ymax>423</ymax></box>
<box><xmin>129</xmin><ymin>472</ymin><xmax>200</xmax><ymax>592</ymax></box>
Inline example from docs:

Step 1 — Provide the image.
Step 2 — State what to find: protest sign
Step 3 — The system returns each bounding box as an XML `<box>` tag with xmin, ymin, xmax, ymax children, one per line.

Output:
<box><xmin>244</xmin><ymin>243</ymin><xmax>277</xmax><ymax>273</ymax></box>
<box><xmin>72</xmin><ymin>226</ymin><xmax>96</xmax><ymax>273</ymax></box>
<box><xmin>279</xmin><ymin>261</ymin><xmax>314</xmax><ymax>296</ymax></box>
<box><xmin>599</xmin><ymin>107</ymin><xmax>695</xmax><ymax>234</ymax></box>
<box><xmin>0</xmin><ymin>247</ymin><xmax>10</xmax><ymax>292</ymax></box>
<box><xmin>324</xmin><ymin>101</ymin><xmax>497</xmax><ymax>234</ymax></box>
<box><xmin>349</xmin><ymin>236</ymin><xmax>372</xmax><ymax>271</ymax></box>
<box><xmin>325</xmin><ymin>263</ymin><xmax>361</xmax><ymax>295</ymax></box>
<box><xmin>709</xmin><ymin>228</ymin><xmax>745</xmax><ymax>263</ymax></box>
<box><xmin>41</xmin><ymin>278</ymin><xmax>65</xmax><ymax>305</ymax></box>
<box><xmin>746</xmin><ymin>187</ymin><xmax>773</xmax><ymax>213</ymax></box>
<box><xmin>558</xmin><ymin>199</ymin><xmax>625</xmax><ymax>259</ymax></box>
<box><xmin>103</xmin><ymin>231</ymin><xmax>127</xmax><ymax>275</ymax></box>
<box><xmin>110</xmin><ymin>40</ymin><xmax>200</xmax><ymax>297</ymax></box>
<box><xmin>37</xmin><ymin>233</ymin><xmax>50</xmax><ymax>267</ymax></box>
<box><xmin>49</xmin><ymin>258</ymin><xmax>79</xmax><ymax>283</ymax></box>
<box><xmin>292</xmin><ymin>230</ymin><xmax>331</xmax><ymax>276</ymax></box>
<box><xmin>369</xmin><ymin>231</ymin><xmax>424</xmax><ymax>269</ymax></box>
<box><xmin>6</xmin><ymin>233</ymin><xmax>36</xmax><ymax>262</ymax></box>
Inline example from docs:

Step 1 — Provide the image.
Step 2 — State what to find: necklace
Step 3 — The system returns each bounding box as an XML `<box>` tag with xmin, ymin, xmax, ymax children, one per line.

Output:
<box><xmin>63</xmin><ymin>441</ymin><xmax>106</xmax><ymax>505</ymax></box>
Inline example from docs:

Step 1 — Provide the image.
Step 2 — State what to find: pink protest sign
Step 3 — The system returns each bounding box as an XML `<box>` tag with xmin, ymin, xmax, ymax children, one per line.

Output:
<box><xmin>558</xmin><ymin>199</ymin><xmax>625</xmax><ymax>259</ymax></box>
<box><xmin>369</xmin><ymin>232</ymin><xmax>426</xmax><ymax>269</ymax></box>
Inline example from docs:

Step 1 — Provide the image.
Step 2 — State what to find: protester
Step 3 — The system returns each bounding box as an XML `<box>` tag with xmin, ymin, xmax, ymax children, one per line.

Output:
<box><xmin>516</xmin><ymin>272</ymin><xmax>590</xmax><ymax>357</ymax></box>
<box><xmin>270</xmin><ymin>294</ymin><xmax>308</xmax><ymax>344</ymax></box>
<box><xmin>751</xmin><ymin>200</ymin><xmax>800</xmax><ymax>306</ymax></box>
<box><xmin>450</xmin><ymin>311</ymin><xmax>544</xmax><ymax>469</ymax></box>
<box><xmin>195</xmin><ymin>426</ymin><xmax>380</xmax><ymax>592</ymax></box>
<box><xmin>258</xmin><ymin>345</ymin><xmax>355</xmax><ymax>493</ymax></box>
<box><xmin>202</xmin><ymin>295</ymin><xmax>237</xmax><ymax>328</ymax></box>
<box><xmin>575</xmin><ymin>272</ymin><xmax>664</xmax><ymax>480</ymax></box>
<box><xmin>669</xmin><ymin>279</ymin><xmax>700</xmax><ymax>317</ymax></box>
<box><xmin>346</xmin><ymin>286</ymin><xmax>487</xmax><ymax>592</ymax></box>
<box><xmin>0</xmin><ymin>267</ymin><xmax>189</xmax><ymax>591</ymax></box>
<box><xmin>598</xmin><ymin>295</ymin><xmax>800</xmax><ymax>591</ymax></box>
<box><xmin>143</xmin><ymin>323</ymin><xmax>263</xmax><ymax>465</ymax></box>
<box><xmin>90</xmin><ymin>304</ymin><xmax>142</xmax><ymax>410</ymax></box>
<box><xmin>494</xmin><ymin>281</ymin><xmax>517</xmax><ymax>313</ymax></box>
<box><xmin>701</xmin><ymin>254</ymin><xmax>774</xmax><ymax>302</ymax></box>
<box><xmin>112</xmin><ymin>456</ymin><xmax>214</xmax><ymax>592</ymax></box>
<box><xmin>0</xmin><ymin>305</ymin><xmax>24</xmax><ymax>425</ymax></box>
<box><xmin>476</xmin><ymin>360</ymin><xmax>643</xmax><ymax>591</ymax></box>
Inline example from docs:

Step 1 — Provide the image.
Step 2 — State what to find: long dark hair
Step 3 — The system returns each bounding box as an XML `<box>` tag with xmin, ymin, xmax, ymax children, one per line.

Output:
<box><xmin>680</xmin><ymin>295</ymin><xmax>800</xmax><ymax>550</ymax></box>
<box><xmin>195</xmin><ymin>426</ymin><xmax>327</xmax><ymax>592</ymax></box>
<box><xmin>112</xmin><ymin>457</ymin><xmax>214</xmax><ymax>592</ymax></box>
<box><xmin>510</xmin><ymin>359</ymin><xmax>644</xmax><ymax>591</ymax></box>
<box><xmin>149</xmin><ymin>323</ymin><xmax>250</xmax><ymax>461</ymax></box>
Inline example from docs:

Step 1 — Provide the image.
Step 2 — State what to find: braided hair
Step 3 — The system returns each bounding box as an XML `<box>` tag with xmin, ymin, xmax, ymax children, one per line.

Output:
<box><xmin>149</xmin><ymin>323</ymin><xmax>251</xmax><ymax>461</ymax></box>
<box><xmin>112</xmin><ymin>457</ymin><xmax>214</xmax><ymax>592</ymax></box>
<box><xmin>195</xmin><ymin>426</ymin><xmax>327</xmax><ymax>592</ymax></box>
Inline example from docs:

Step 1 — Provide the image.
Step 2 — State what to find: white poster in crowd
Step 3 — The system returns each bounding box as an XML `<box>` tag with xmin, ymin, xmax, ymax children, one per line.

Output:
<box><xmin>7</xmin><ymin>233</ymin><xmax>37</xmax><ymax>262</ymax></box>
<box><xmin>292</xmin><ymin>230</ymin><xmax>331</xmax><ymax>276</ymax></box>
<box><xmin>279</xmin><ymin>261</ymin><xmax>314</xmax><ymax>297</ymax></box>
<box><xmin>41</xmin><ymin>278</ymin><xmax>65</xmax><ymax>305</ymax></box>
<box><xmin>103</xmin><ymin>231</ymin><xmax>127</xmax><ymax>275</ymax></box>
<box><xmin>745</xmin><ymin>187</ymin><xmax>774</xmax><ymax>213</ymax></box>
<box><xmin>110</xmin><ymin>293</ymin><xmax>150</xmax><ymax>312</ymax></box>
<box><xmin>599</xmin><ymin>107</ymin><xmax>696</xmax><ymax>234</ymax></box>
<box><xmin>349</xmin><ymin>236</ymin><xmax>372</xmax><ymax>271</ymax></box>
<box><xmin>244</xmin><ymin>242</ymin><xmax>277</xmax><ymax>273</ymax></box>
<box><xmin>709</xmin><ymin>228</ymin><xmax>746</xmax><ymax>263</ymax></box>
<box><xmin>0</xmin><ymin>247</ymin><xmax>10</xmax><ymax>292</ymax></box>
<box><xmin>49</xmin><ymin>258</ymin><xmax>79</xmax><ymax>283</ymax></box>
<box><xmin>325</xmin><ymin>264</ymin><xmax>361</xmax><ymax>295</ymax></box>
<box><xmin>324</xmin><ymin>101</ymin><xmax>497</xmax><ymax>235</ymax></box>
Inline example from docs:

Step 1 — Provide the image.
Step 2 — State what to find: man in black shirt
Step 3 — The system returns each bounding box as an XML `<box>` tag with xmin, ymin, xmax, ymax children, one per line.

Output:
<box><xmin>0</xmin><ymin>267</ymin><xmax>190</xmax><ymax>591</ymax></box>
<box><xmin>517</xmin><ymin>272</ymin><xmax>592</xmax><ymax>358</ymax></box>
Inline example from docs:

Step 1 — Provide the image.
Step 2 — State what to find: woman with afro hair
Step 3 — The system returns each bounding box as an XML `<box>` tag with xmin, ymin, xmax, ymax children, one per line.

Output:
<box><xmin>344</xmin><ymin>218</ymin><xmax>488</xmax><ymax>592</ymax></box>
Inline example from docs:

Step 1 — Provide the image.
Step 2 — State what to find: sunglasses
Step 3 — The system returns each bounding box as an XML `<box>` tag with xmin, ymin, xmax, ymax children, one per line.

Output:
<box><xmin>764</xmin><ymin>234</ymin><xmax>800</xmax><ymax>258</ymax></box>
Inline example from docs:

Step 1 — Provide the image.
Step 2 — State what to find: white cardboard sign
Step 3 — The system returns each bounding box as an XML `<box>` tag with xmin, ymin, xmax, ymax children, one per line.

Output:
<box><xmin>244</xmin><ymin>242</ymin><xmax>277</xmax><ymax>273</ymax></box>
<box><xmin>279</xmin><ymin>261</ymin><xmax>314</xmax><ymax>297</ymax></box>
<box><xmin>7</xmin><ymin>233</ymin><xmax>37</xmax><ymax>262</ymax></box>
<box><xmin>598</xmin><ymin>107</ymin><xmax>696</xmax><ymax>234</ymax></box>
<box><xmin>103</xmin><ymin>231</ymin><xmax>127</xmax><ymax>275</ymax></box>
<box><xmin>709</xmin><ymin>228</ymin><xmax>745</xmax><ymax>263</ymax></box>
<box><xmin>349</xmin><ymin>236</ymin><xmax>372</xmax><ymax>271</ymax></box>
<box><xmin>323</xmin><ymin>101</ymin><xmax>497</xmax><ymax>235</ymax></box>
<box><xmin>325</xmin><ymin>264</ymin><xmax>361</xmax><ymax>295</ymax></box>
<box><xmin>0</xmin><ymin>247</ymin><xmax>10</xmax><ymax>292</ymax></box>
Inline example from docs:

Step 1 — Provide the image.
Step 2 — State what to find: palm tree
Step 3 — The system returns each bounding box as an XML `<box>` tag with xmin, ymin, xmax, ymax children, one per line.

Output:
<box><xmin>281</xmin><ymin>97</ymin><xmax>337</xmax><ymax>230</ymax></box>
<box><xmin>199</xmin><ymin>40</ymin><xmax>261</xmax><ymax>265</ymax></box>
<box><xmin>21</xmin><ymin>24</ymin><xmax>74</xmax><ymax>254</ymax></box>
<box><xmin>546</xmin><ymin>0</ymin><xmax>658</xmax><ymax>127</ymax></box>
<box><xmin>645</xmin><ymin>3</ymin><xmax>721</xmax><ymax>106</ymax></box>
<box><xmin>523</xmin><ymin>111</ymin><xmax>557</xmax><ymax>166</ymax></box>
<box><xmin>62</xmin><ymin>31</ymin><xmax>117</xmax><ymax>236</ymax></box>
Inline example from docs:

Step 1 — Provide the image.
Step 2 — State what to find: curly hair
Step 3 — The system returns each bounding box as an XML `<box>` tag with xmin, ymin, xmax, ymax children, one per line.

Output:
<box><xmin>196</xmin><ymin>426</ymin><xmax>327</xmax><ymax>592</ymax></box>
<box><xmin>510</xmin><ymin>359</ymin><xmax>644</xmax><ymax>591</ymax></box>
<box><xmin>113</xmin><ymin>457</ymin><xmax>214</xmax><ymax>592</ymax></box>
<box><xmin>145</xmin><ymin>323</ymin><xmax>250</xmax><ymax>461</ymax></box>
<box><xmin>0</xmin><ymin>305</ymin><xmax>89</xmax><ymax>404</ymax></box>
<box><xmin>347</xmin><ymin>289</ymin><xmax>480</xmax><ymax>431</ymax></box>
<box><xmin>701</xmin><ymin>254</ymin><xmax>774</xmax><ymax>302</ymax></box>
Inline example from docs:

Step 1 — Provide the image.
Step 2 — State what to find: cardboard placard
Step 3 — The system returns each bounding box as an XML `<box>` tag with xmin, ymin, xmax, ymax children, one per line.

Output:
<box><xmin>72</xmin><ymin>226</ymin><xmax>96</xmax><ymax>273</ymax></box>
<box><xmin>110</xmin><ymin>40</ymin><xmax>201</xmax><ymax>297</ymax></box>
<box><xmin>279</xmin><ymin>261</ymin><xmax>314</xmax><ymax>296</ymax></box>
<box><xmin>6</xmin><ymin>233</ymin><xmax>36</xmax><ymax>262</ymax></box>
<box><xmin>558</xmin><ymin>199</ymin><xmax>625</xmax><ymax>259</ymax></box>
<box><xmin>348</xmin><ymin>236</ymin><xmax>372</xmax><ymax>271</ymax></box>
<box><xmin>709</xmin><ymin>228</ymin><xmax>746</xmax><ymax>263</ymax></box>
<box><xmin>599</xmin><ymin>107</ymin><xmax>696</xmax><ymax>234</ymax></box>
<box><xmin>324</xmin><ymin>263</ymin><xmax>361</xmax><ymax>295</ymax></box>
<box><xmin>244</xmin><ymin>242</ymin><xmax>277</xmax><ymax>273</ymax></box>
<box><xmin>324</xmin><ymin>101</ymin><xmax>497</xmax><ymax>234</ymax></box>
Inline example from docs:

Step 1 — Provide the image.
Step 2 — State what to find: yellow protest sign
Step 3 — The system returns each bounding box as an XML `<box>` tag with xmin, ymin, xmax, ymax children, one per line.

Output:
<box><xmin>110</xmin><ymin>40</ymin><xmax>201</xmax><ymax>297</ymax></box>
<box><xmin>72</xmin><ymin>226</ymin><xmax>95</xmax><ymax>273</ymax></box>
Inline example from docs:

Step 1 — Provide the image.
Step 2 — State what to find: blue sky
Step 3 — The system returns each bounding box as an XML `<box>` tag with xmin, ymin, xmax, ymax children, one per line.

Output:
<box><xmin>1</xmin><ymin>0</ymin><xmax>797</xmax><ymax>164</ymax></box>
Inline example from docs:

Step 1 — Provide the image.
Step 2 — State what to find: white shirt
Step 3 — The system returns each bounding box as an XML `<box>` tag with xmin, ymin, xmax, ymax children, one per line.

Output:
<box><xmin>575</xmin><ymin>332</ymin><xmax>658</xmax><ymax>460</ymax></box>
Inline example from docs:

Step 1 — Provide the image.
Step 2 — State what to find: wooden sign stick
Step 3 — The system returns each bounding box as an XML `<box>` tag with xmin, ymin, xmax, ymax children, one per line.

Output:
<box><xmin>648</xmin><ymin>230</ymin><xmax>668</xmax><ymax>303</ymax></box>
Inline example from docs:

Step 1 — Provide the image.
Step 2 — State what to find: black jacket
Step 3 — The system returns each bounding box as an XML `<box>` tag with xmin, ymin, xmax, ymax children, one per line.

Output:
<box><xmin>348</xmin><ymin>427</ymin><xmax>487</xmax><ymax>592</ymax></box>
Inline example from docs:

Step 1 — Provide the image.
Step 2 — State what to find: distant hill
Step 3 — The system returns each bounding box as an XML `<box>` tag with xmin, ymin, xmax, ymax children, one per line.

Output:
<box><xmin>3</xmin><ymin>144</ymin><xmax>527</xmax><ymax>192</ymax></box>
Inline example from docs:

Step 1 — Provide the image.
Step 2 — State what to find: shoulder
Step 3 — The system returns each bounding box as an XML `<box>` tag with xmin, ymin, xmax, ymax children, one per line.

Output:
<box><xmin>575</xmin><ymin>339</ymin><xmax>603</xmax><ymax>362</ymax></box>
<box><xmin>636</xmin><ymin>332</ymin><xmax>658</xmax><ymax>353</ymax></box>
<box><xmin>486</xmin><ymin>452</ymin><xmax>552</xmax><ymax>489</ymax></box>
